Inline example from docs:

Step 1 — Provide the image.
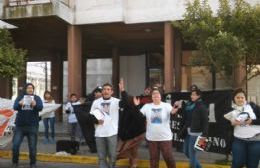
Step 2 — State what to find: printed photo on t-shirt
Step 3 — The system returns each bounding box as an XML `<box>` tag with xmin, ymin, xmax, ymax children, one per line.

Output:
<box><xmin>101</xmin><ymin>102</ymin><xmax>111</xmax><ymax>115</ymax></box>
<box><xmin>151</xmin><ymin>108</ymin><xmax>162</xmax><ymax>124</ymax></box>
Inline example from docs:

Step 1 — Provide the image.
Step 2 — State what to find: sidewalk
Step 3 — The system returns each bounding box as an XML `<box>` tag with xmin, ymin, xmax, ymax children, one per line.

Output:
<box><xmin>0</xmin><ymin>120</ymin><xmax>231</xmax><ymax>168</ymax></box>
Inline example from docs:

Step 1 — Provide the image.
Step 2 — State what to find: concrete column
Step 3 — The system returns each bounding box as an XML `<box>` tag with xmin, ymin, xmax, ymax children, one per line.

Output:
<box><xmin>186</xmin><ymin>67</ymin><xmax>192</xmax><ymax>91</ymax></box>
<box><xmin>82</xmin><ymin>57</ymin><xmax>86</xmax><ymax>96</ymax></box>
<box><xmin>0</xmin><ymin>78</ymin><xmax>12</xmax><ymax>98</ymax></box>
<box><xmin>51</xmin><ymin>53</ymin><xmax>63</xmax><ymax>122</ymax></box>
<box><xmin>67</xmin><ymin>25</ymin><xmax>82</xmax><ymax>97</ymax></box>
<box><xmin>3</xmin><ymin>0</ymin><xmax>9</xmax><ymax>7</ymax></box>
<box><xmin>68</xmin><ymin>0</ymin><xmax>75</xmax><ymax>8</ymax></box>
<box><xmin>164</xmin><ymin>22</ymin><xmax>174</xmax><ymax>93</ymax></box>
<box><xmin>112</xmin><ymin>47</ymin><xmax>120</xmax><ymax>97</ymax></box>
<box><xmin>174</xmin><ymin>29</ymin><xmax>182</xmax><ymax>92</ymax></box>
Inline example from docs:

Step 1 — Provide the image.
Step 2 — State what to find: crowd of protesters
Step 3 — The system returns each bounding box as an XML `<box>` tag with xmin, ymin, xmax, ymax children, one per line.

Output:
<box><xmin>10</xmin><ymin>81</ymin><xmax>260</xmax><ymax>168</ymax></box>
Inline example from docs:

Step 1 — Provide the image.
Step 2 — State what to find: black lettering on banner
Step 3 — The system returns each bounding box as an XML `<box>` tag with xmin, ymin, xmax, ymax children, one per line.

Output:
<box><xmin>165</xmin><ymin>90</ymin><xmax>233</xmax><ymax>154</ymax></box>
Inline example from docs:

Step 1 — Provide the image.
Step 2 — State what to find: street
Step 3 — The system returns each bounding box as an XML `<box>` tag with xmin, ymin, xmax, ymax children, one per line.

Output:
<box><xmin>0</xmin><ymin>158</ymin><xmax>100</xmax><ymax>168</ymax></box>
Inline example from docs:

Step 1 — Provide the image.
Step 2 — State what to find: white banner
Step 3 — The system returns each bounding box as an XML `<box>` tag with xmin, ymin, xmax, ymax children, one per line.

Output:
<box><xmin>0</xmin><ymin>98</ymin><xmax>61</xmax><ymax>148</ymax></box>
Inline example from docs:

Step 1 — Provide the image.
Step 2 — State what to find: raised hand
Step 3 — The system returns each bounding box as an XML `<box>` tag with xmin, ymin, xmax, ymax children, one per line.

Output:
<box><xmin>98</xmin><ymin>120</ymin><xmax>104</xmax><ymax>125</ymax></box>
<box><xmin>133</xmin><ymin>96</ymin><xmax>140</xmax><ymax>106</ymax></box>
<box><xmin>119</xmin><ymin>78</ymin><xmax>125</xmax><ymax>92</ymax></box>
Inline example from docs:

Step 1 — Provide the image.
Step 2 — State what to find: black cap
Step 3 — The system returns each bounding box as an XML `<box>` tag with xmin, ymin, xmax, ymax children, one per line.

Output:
<box><xmin>93</xmin><ymin>86</ymin><xmax>102</xmax><ymax>93</ymax></box>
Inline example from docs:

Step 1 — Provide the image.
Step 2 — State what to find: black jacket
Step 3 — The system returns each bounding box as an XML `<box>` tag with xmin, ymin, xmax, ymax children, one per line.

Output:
<box><xmin>13</xmin><ymin>83</ymin><xmax>43</xmax><ymax>127</ymax></box>
<box><xmin>249</xmin><ymin>102</ymin><xmax>260</xmax><ymax>125</ymax></box>
<box><xmin>73</xmin><ymin>102</ymin><xmax>98</xmax><ymax>138</ymax></box>
<box><xmin>118</xmin><ymin>91</ymin><xmax>146</xmax><ymax>141</ymax></box>
<box><xmin>183</xmin><ymin>99</ymin><xmax>209</xmax><ymax>137</ymax></box>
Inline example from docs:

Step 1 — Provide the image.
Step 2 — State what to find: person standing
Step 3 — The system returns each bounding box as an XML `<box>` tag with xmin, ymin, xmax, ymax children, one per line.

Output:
<box><xmin>12</xmin><ymin>83</ymin><xmax>43</xmax><ymax>168</ymax></box>
<box><xmin>134</xmin><ymin>87</ymin><xmax>178</xmax><ymax>168</ymax></box>
<box><xmin>117</xmin><ymin>79</ymin><xmax>146</xmax><ymax>168</ymax></box>
<box><xmin>42</xmin><ymin>91</ymin><xmax>56</xmax><ymax>144</ymax></box>
<box><xmin>90</xmin><ymin>83</ymin><xmax>120</xmax><ymax>168</ymax></box>
<box><xmin>65</xmin><ymin>93</ymin><xmax>81</xmax><ymax>141</ymax></box>
<box><xmin>138</xmin><ymin>86</ymin><xmax>152</xmax><ymax>107</ymax></box>
<box><xmin>224</xmin><ymin>88</ymin><xmax>260</xmax><ymax>168</ymax></box>
<box><xmin>182</xmin><ymin>89</ymin><xmax>208</xmax><ymax>168</ymax></box>
<box><xmin>73</xmin><ymin>86</ymin><xmax>103</xmax><ymax>153</ymax></box>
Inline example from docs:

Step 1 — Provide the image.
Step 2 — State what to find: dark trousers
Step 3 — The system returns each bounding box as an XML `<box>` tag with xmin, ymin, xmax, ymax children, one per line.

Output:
<box><xmin>148</xmin><ymin>140</ymin><xmax>176</xmax><ymax>168</ymax></box>
<box><xmin>12</xmin><ymin>126</ymin><xmax>38</xmax><ymax>165</ymax></box>
<box><xmin>232</xmin><ymin>137</ymin><xmax>260</xmax><ymax>168</ymax></box>
<box><xmin>43</xmin><ymin>117</ymin><xmax>55</xmax><ymax>140</ymax></box>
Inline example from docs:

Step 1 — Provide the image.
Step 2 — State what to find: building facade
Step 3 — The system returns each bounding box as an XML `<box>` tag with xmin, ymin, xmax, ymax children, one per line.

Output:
<box><xmin>0</xmin><ymin>0</ymin><xmax>259</xmax><ymax>120</ymax></box>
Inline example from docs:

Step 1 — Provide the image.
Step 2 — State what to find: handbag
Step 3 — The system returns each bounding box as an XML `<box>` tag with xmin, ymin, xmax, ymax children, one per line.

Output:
<box><xmin>56</xmin><ymin>140</ymin><xmax>80</xmax><ymax>155</ymax></box>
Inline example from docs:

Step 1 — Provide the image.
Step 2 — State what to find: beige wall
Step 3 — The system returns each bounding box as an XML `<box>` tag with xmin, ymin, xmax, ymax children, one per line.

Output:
<box><xmin>120</xmin><ymin>55</ymin><xmax>146</xmax><ymax>96</ymax></box>
<box><xmin>248</xmin><ymin>66</ymin><xmax>260</xmax><ymax>105</ymax></box>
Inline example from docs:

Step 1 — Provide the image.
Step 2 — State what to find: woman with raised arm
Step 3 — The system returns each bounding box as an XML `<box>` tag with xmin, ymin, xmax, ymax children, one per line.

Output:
<box><xmin>117</xmin><ymin>79</ymin><xmax>146</xmax><ymax>168</ymax></box>
<box><xmin>134</xmin><ymin>87</ymin><xmax>179</xmax><ymax>168</ymax></box>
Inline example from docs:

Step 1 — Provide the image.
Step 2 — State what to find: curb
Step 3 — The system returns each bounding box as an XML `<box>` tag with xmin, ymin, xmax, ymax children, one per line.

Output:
<box><xmin>0</xmin><ymin>150</ymin><xmax>230</xmax><ymax>168</ymax></box>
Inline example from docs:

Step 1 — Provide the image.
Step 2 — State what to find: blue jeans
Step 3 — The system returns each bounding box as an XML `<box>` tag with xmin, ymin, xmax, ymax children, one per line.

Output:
<box><xmin>232</xmin><ymin>137</ymin><xmax>260</xmax><ymax>168</ymax></box>
<box><xmin>43</xmin><ymin>117</ymin><xmax>55</xmax><ymax>140</ymax></box>
<box><xmin>183</xmin><ymin>135</ymin><xmax>202</xmax><ymax>168</ymax></box>
<box><xmin>95</xmin><ymin>135</ymin><xmax>117</xmax><ymax>168</ymax></box>
<box><xmin>12</xmin><ymin>126</ymin><xmax>38</xmax><ymax>165</ymax></box>
<box><xmin>69</xmin><ymin>122</ymin><xmax>82</xmax><ymax>141</ymax></box>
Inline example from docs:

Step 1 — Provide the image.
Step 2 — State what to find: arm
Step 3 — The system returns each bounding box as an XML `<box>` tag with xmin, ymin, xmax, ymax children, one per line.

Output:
<box><xmin>251</xmin><ymin>119</ymin><xmax>260</xmax><ymax>125</ymax></box>
<box><xmin>244</xmin><ymin>118</ymin><xmax>260</xmax><ymax>125</ymax></box>
<box><xmin>200</xmin><ymin>105</ymin><xmax>209</xmax><ymax>137</ymax></box>
<box><xmin>33</xmin><ymin>96</ymin><xmax>43</xmax><ymax>111</ymax></box>
<box><xmin>120</xmin><ymin>91</ymin><xmax>129</xmax><ymax>107</ymax></box>
<box><xmin>170</xmin><ymin>100</ymin><xmax>182</xmax><ymax>115</ymax></box>
<box><xmin>171</xmin><ymin>106</ymin><xmax>179</xmax><ymax>115</ymax></box>
<box><xmin>133</xmin><ymin>96</ymin><xmax>143</xmax><ymax>110</ymax></box>
<box><xmin>119</xmin><ymin>78</ymin><xmax>129</xmax><ymax>107</ymax></box>
<box><xmin>13</xmin><ymin>96</ymin><xmax>22</xmax><ymax>111</ymax></box>
<box><xmin>90</xmin><ymin>100</ymin><xmax>104</xmax><ymax>125</ymax></box>
<box><xmin>247</xmin><ymin>103</ymin><xmax>260</xmax><ymax>125</ymax></box>
<box><xmin>89</xmin><ymin>114</ymin><xmax>99</xmax><ymax>124</ymax></box>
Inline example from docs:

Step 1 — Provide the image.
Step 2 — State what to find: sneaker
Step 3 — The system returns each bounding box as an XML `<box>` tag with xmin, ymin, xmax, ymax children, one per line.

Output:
<box><xmin>43</xmin><ymin>138</ymin><xmax>49</xmax><ymax>144</ymax></box>
<box><xmin>49</xmin><ymin>138</ymin><xmax>55</xmax><ymax>144</ymax></box>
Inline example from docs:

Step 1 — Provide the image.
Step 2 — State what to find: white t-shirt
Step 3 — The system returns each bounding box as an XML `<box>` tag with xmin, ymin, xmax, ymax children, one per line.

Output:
<box><xmin>90</xmin><ymin>97</ymin><xmax>120</xmax><ymax>137</ymax></box>
<box><xmin>41</xmin><ymin>100</ymin><xmax>56</xmax><ymax>119</ymax></box>
<box><xmin>141</xmin><ymin>102</ymin><xmax>173</xmax><ymax>141</ymax></box>
<box><xmin>224</xmin><ymin>104</ymin><xmax>260</xmax><ymax>138</ymax></box>
<box><xmin>65</xmin><ymin>101</ymin><xmax>81</xmax><ymax>123</ymax></box>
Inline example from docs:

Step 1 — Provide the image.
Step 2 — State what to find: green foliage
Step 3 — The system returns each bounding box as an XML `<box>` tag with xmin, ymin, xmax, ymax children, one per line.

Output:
<box><xmin>0</xmin><ymin>28</ymin><xmax>27</xmax><ymax>78</ymax></box>
<box><xmin>173</xmin><ymin>0</ymin><xmax>260</xmax><ymax>85</ymax></box>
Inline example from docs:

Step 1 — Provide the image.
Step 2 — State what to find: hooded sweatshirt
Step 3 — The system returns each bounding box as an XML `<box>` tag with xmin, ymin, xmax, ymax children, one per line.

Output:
<box><xmin>13</xmin><ymin>83</ymin><xmax>43</xmax><ymax>126</ymax></box>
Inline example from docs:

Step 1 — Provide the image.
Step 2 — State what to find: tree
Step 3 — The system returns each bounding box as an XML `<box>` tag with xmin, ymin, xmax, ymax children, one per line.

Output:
<box><xmin>173</xmin><ymin>0</ymin><xmax>260</xmax><ymax>87</ymax></box>
<box><xmin>0</xmin><ymin>28</ymin><xmax>27</xmax><ymax>78</ymax></box>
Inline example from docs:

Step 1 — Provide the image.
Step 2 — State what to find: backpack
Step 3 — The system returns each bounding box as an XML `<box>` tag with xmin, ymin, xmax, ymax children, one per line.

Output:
<box><xmin>56</xmin><ymin>140</ymin><xmax>79</xmax><ymax>155</ymax></box>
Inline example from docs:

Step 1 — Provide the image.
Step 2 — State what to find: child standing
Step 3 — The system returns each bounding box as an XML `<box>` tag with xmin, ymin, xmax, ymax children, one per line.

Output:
<box><xmin>65</xmin><ymin>93</ymin><xmax>81</xmax><ymax>141</ymax></box>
